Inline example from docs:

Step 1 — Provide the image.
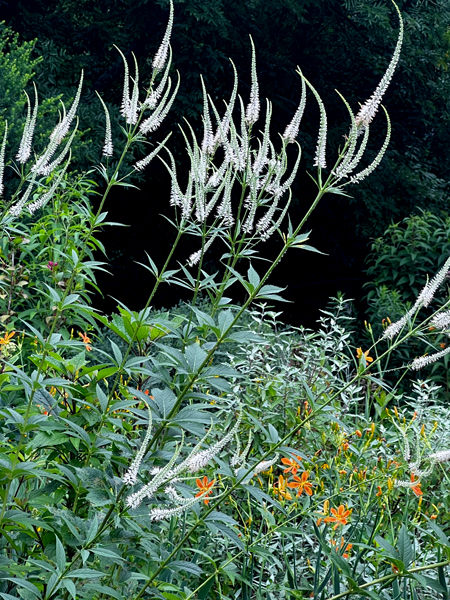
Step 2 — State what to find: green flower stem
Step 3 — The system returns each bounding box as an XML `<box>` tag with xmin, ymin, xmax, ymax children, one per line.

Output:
<box><xmin>324</xmin><ymin>558</ymin><xmax>450</xmax><ymax>600</ymax></box>
<box><xmin>184</xmin><ymin>477</ymin><xmax>385</xmax><ymax>600</ymax></box>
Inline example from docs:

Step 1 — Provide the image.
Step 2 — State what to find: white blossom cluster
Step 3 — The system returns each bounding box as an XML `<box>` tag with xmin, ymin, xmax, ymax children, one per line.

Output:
<box><xmin>16</xmin><ymin>84</ymin><xmax>38</xmax><ymax>164</ymax></box>
<box><xmin>355</xmin><ymin>3</ymin><xmax>403</xmax><ymax>129</ymax></box>
<box><xmin>230</xmin><ymin>431</ymin><xmax>253</xmax><ymax>472</ymax></box>
<box><xmin>95</xmin><ymin>2</ymin><xmax>175</xmax><ymax>164</ymax></box>
<box><xmin>164</xmin><ymin>50</ymin><xmax>306</xmax><ymax>267</ymax></box>
<box><xmin>431</xmin><ymin>310</ymin><xmax>450</xmax><ymax>330</ymax></box>
<box><xmin>6</xmin><ymin>71</ymin><xmax>83</xmax><ymax>217</ymax></box>
<box><xmin>124</xmin><ymin>406</ymin><xmax>242</xmax><ymax>517</ymax></box>
<box><xmin>3</xmin><ymin>2</ymin><xmax>176</xmax><ymax>219</ymax></box>
<box><xmin>383</xmin><ymin>256</ymin><xmax>450</xmax><ymax>341</ymax></box>
<box><xmin>245</xmin><ymin>37</ymin><xmax>260</xmax><ymax>126</ymax></box>
<box><xmin>330</xmin><ymin>6</ymin><xmax>402</xmax><ymax>186</ymax></box>
<box><xmin>391</xmin><ymin>381</ymin><xmax>450</xmax><ymax>490</ymax></box>
<box><xmin>410</xmin><ymin>345</ymin><xmax>450</xmax><ymax>371</ymax></box>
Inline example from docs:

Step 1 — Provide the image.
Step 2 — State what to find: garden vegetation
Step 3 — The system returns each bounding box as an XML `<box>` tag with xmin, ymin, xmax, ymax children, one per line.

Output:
<box><xmin>1</xmin><ymin>2</ymin><xmax>450</xmax><ymax>599</ymax></box>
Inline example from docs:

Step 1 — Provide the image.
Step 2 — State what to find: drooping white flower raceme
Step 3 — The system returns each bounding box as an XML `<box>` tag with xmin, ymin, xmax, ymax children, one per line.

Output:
<box><xmin>96</xmin><ymin>92</ymin><xmax>113</xmax><ymax>157</ymax></box>
<box><xmin>123</xmin><ymin>398</ymin><xmax>153</xmax><ymax>486</ymax></box>
<box><xmin>350</xmin><ymin>107</ymin><xmax>391</xmax><ymax>184</ymax></box>
<box><xmin>124</xmin><ymin>406</ymin><xmax>242</xmax><ymax>514</ymax></box>
<box><xmin>429</xmin><ymin>450</ymin><xmax>450</xmax><ymax>464</ymax></box>
<box><xmin>16</xmin><ymin>84</ymin><xmax>38</xmax><ymax>164</ymax></box>
<box><xmin>411</xmin><ymin>345</ymin><xmax>450</xmax><ymax>371</ymax></box>
<box><xmin>168</xmin><ymin>55</ymin><xmax>303</xmax><ymax>266</ymax></box>
<box><xmin>117</xmin><ymin>48</ymin><xmax>140</xmax><ymax>125</ymax></box>
<box><xmin>37</xmin><ymin>124</ymin><xmax>78</xmax><ymax>177</ymax></box>
<box><xmin>9</xmin><ymin>172</ymin><xmax>38</xmax><ymax>218</ymax></box>
<box><xmin>49</xmin><ymin>72</ymin><xmax>84</xmax><ymax>145</ymax></box>
<box><xmin>253</xmin><ymin>453</ymin><xmax>279</xmax><ymax>475</ymax></box>
<box><xmin>330</xmin><ymin>7</ymin><xmax>403</xmax><ymax>185</ymax></box>
<box><xmin>283</xmin><ymin>72</ymin><xmax>306</xmax><ymax>144</ymax></box>
<box><xmin>383</xmin><ymin>256</ymin><xmax>450</xmax><ymax>340</ymax></box>
<box><xmin>152</xmin><ymin>0</ymin><xmax>174</xmax><ymax>73</ymax></box>
<box><xmin>31</xmin><ymin>73</ymin><xmax>83</xmax><ymax>178</ymax></box>
<box><xmin>230</xmin><ymin>431</ymin><xmax>253</xmax><ymax>472</ymax></box>
<box><xmin>417</xmin><ymin>256</ymin><xmax>450</xmax><ymax>308</ymax></box>
<box><xmin>27</xmin><ymin>159</ymin><xmax>70</xmax><ymax>214</ymax></box>
<box><xmin>134</xmin><ymin>133</ymin><xmax>172</xmax><ymax>172</ymax></box>
<box><xmin>125</xmin><ymin>437</ymin><xmax>184</xmax><ymax>510</ymax></box>
<box><xmin>143</xmin><ymin>47</ymin><xmax>172</xmax><ymax>111</ymax></box>
<box><xmin>302</xmin><ymin>75</ymin><xmax>327</xmax><ymax>170</ymax></box>
<box><xmin>0</xmin><ymin>122</ymin><xmax>7</xmax><ymax>197</ymax></box>
<box><xmin>431</xmin><ymin>310</ymin><xmax>450</xmax><ymax>330</ymax></box>
<box><xmin>183</xmin><ymin>410</ymin><xmax>242</xmax><ymax>472</ymax></box>
<box><xmin>245</xmin><ymin>36</ymin><xmax>260</xmax><ymax>126</ymax></box>
<box><xmin>355</xmin><ymin>3</ymin><xmax>403</xmax><ymax>128</ymax></box>
<box><xmin>139</xmin><ymin>73</ymin><xmax>180</xmax><ymax>135</ymax></box>
<box><xmin>149</xmin><ymin>493</ymin><xmax>208</xmax><ymax>522</ymax></box>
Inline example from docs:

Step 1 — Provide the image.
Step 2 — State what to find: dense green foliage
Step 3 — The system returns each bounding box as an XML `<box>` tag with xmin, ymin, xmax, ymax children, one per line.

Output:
<box><xmin>1</xmin><ymin>4</ymin><xmax>450</xmax><ymax>600</ymax></box>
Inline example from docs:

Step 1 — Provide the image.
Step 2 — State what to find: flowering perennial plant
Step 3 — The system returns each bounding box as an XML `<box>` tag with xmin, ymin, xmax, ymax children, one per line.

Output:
<box><xmin>2</xmin><ymin>3</ymin><xmax>450</xmax><ymax>600</ymax></box>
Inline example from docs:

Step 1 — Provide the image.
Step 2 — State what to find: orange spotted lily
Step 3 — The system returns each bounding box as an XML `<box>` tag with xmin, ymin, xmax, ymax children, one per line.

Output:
<box><xmin>78</xmin><ymin>332</ymin><xmax>92</xmax><ymax>351</ymax></box>
<box><xmin>281</xmin><ymin>455</ymin><xmax>302</xmax><ymax>475</ymax></box>
<box><xmin>195</xmin><ymin>476</ymin><xmax>215</xmax><ymax>505</ymax></box>
<box><xmin>0</xmin><ymin>331</ymin><xmax>15</xmax><ymax>345</ymax></box>
<box><xmin>410</xmin><ymin>474</ymin><xmax>423</xmax><ymax>497</ymax></box>
<box><xmin>324</xmin><ymin>505</ymin><xmax>352</xmax><ymax>529</ymax></box>
<box><xmin>287</xmin><ymin>471</ymin><xmax>313</xmax><ymax>496</ymax></box>
<box><xmin>356</xmin><ymin>347</ymin><xmax>373</xmax><ymax>364</ymax></box>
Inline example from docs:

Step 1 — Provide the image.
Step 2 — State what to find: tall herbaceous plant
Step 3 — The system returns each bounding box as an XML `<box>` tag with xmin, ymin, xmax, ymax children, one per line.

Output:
<box><xmin>2</xmin><ymin>2</ymin><xmax>450</xmax><ymax>599</ymax></box>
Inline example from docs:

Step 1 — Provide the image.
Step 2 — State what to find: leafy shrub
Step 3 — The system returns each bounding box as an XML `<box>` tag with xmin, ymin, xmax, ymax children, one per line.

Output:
<box><xmin>2</xmin><ymin>4</ymin><xmax>450</xmax><ymax>600</ymax></box>
<box><xmin>363</xmin><ymin>211</ymin><xmax>450</xmax><ymax>393</ymax></box>
<box><xmin>0</xmin><ymin>24</ymin><xmax>88</xmax><ymax>178</ymax></box>
<box><xmin>365</xmin><ymin>210</ymin><xmax>450</xmax><ymax>309</ymax></box>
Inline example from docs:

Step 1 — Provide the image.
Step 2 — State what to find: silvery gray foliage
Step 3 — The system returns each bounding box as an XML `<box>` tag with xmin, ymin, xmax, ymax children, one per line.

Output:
<box><xmin>228</xmin><ymin>298</ymin><xmax>362</xmax><ymax>422</ymax></box>
<box><xmin>385</xmin><ymin>380</ymin><xmax>450</xmax><ymax>492</ymax></box>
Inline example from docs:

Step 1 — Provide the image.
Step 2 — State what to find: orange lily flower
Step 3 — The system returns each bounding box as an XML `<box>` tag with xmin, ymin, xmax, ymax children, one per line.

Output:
<box><xmin>410</xmin><ymin>474</ymin><xmax>423</xmax><ymax>497</ymax></box>
<box><xmin>195</xmin><ymin>476</ymin><xmax>215</xmax><ymax>505</ymax></box>
<box><xmin>281</xmin><ymin>455</ymin><xmax>302</xmax><ymax>475</ymax></box>
<box><xmin>78</xmin><ymin>332</ymin><xmax>92</xmax><ymax>351</ymax></box>
<box><xmin>287</xmin><ymin>471</ymin><xmax>313</xmax><ymax>496</ymax></box>
<box><xmin>273</xmin><ymin>475</ymin><xmax>293</xmax><ymax>500</ymax></box>
<box><xmin>331</xmin><ymin>537</ymin><xmax>353</xmax><ymax>559</ymax></box>
<box><xmin>356</xmin><ymin>347</ymin><xmax>373</xmax><ymax>363</ymax></box>
<box><xmin>324</xmin><ymin>505</ymin><xmax>352</xmax><ymax>529</ymax></box>
<box><xmin>0</xmin><ymin>331</ymin><xmax>15</xmax><ymax>345</ymax></box>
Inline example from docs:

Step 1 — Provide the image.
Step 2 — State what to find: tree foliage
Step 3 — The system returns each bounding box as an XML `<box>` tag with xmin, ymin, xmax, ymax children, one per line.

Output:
<box><xmin>4</xmin><ymin>0</ymin><xmax>450</xmax><ymax>317</ymax></box>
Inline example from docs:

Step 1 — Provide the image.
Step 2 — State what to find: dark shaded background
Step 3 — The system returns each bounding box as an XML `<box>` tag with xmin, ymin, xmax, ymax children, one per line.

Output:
<box><xmin>2</xmin><ymin>0</ymin><xmax>450</xmax><ymax>326</ymax></box>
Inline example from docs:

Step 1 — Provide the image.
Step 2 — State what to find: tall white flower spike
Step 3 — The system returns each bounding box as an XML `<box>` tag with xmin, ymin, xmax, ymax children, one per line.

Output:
<box><xmin>152</xmin><ymin>0</ymin><xmax>174</xmax><ymax>73</ymax></box>
<box><xmin>245</xmin><ymin>36</ymin><xmax>260</xmax><ymax>126</ymax></box>
<box><xmin>0</xmin><ymin>122</ymin><xmax>7</xmax><ymax>196</ymax></box>
<box><xmin>355</xmin><ymin>2</ymin><xmax>403</xmax><ymax>128</ymax></box>
<box><xmin>16</xmin><ymin>84</ymin><xmax>38</xmax><ymax>164</ymax></box>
